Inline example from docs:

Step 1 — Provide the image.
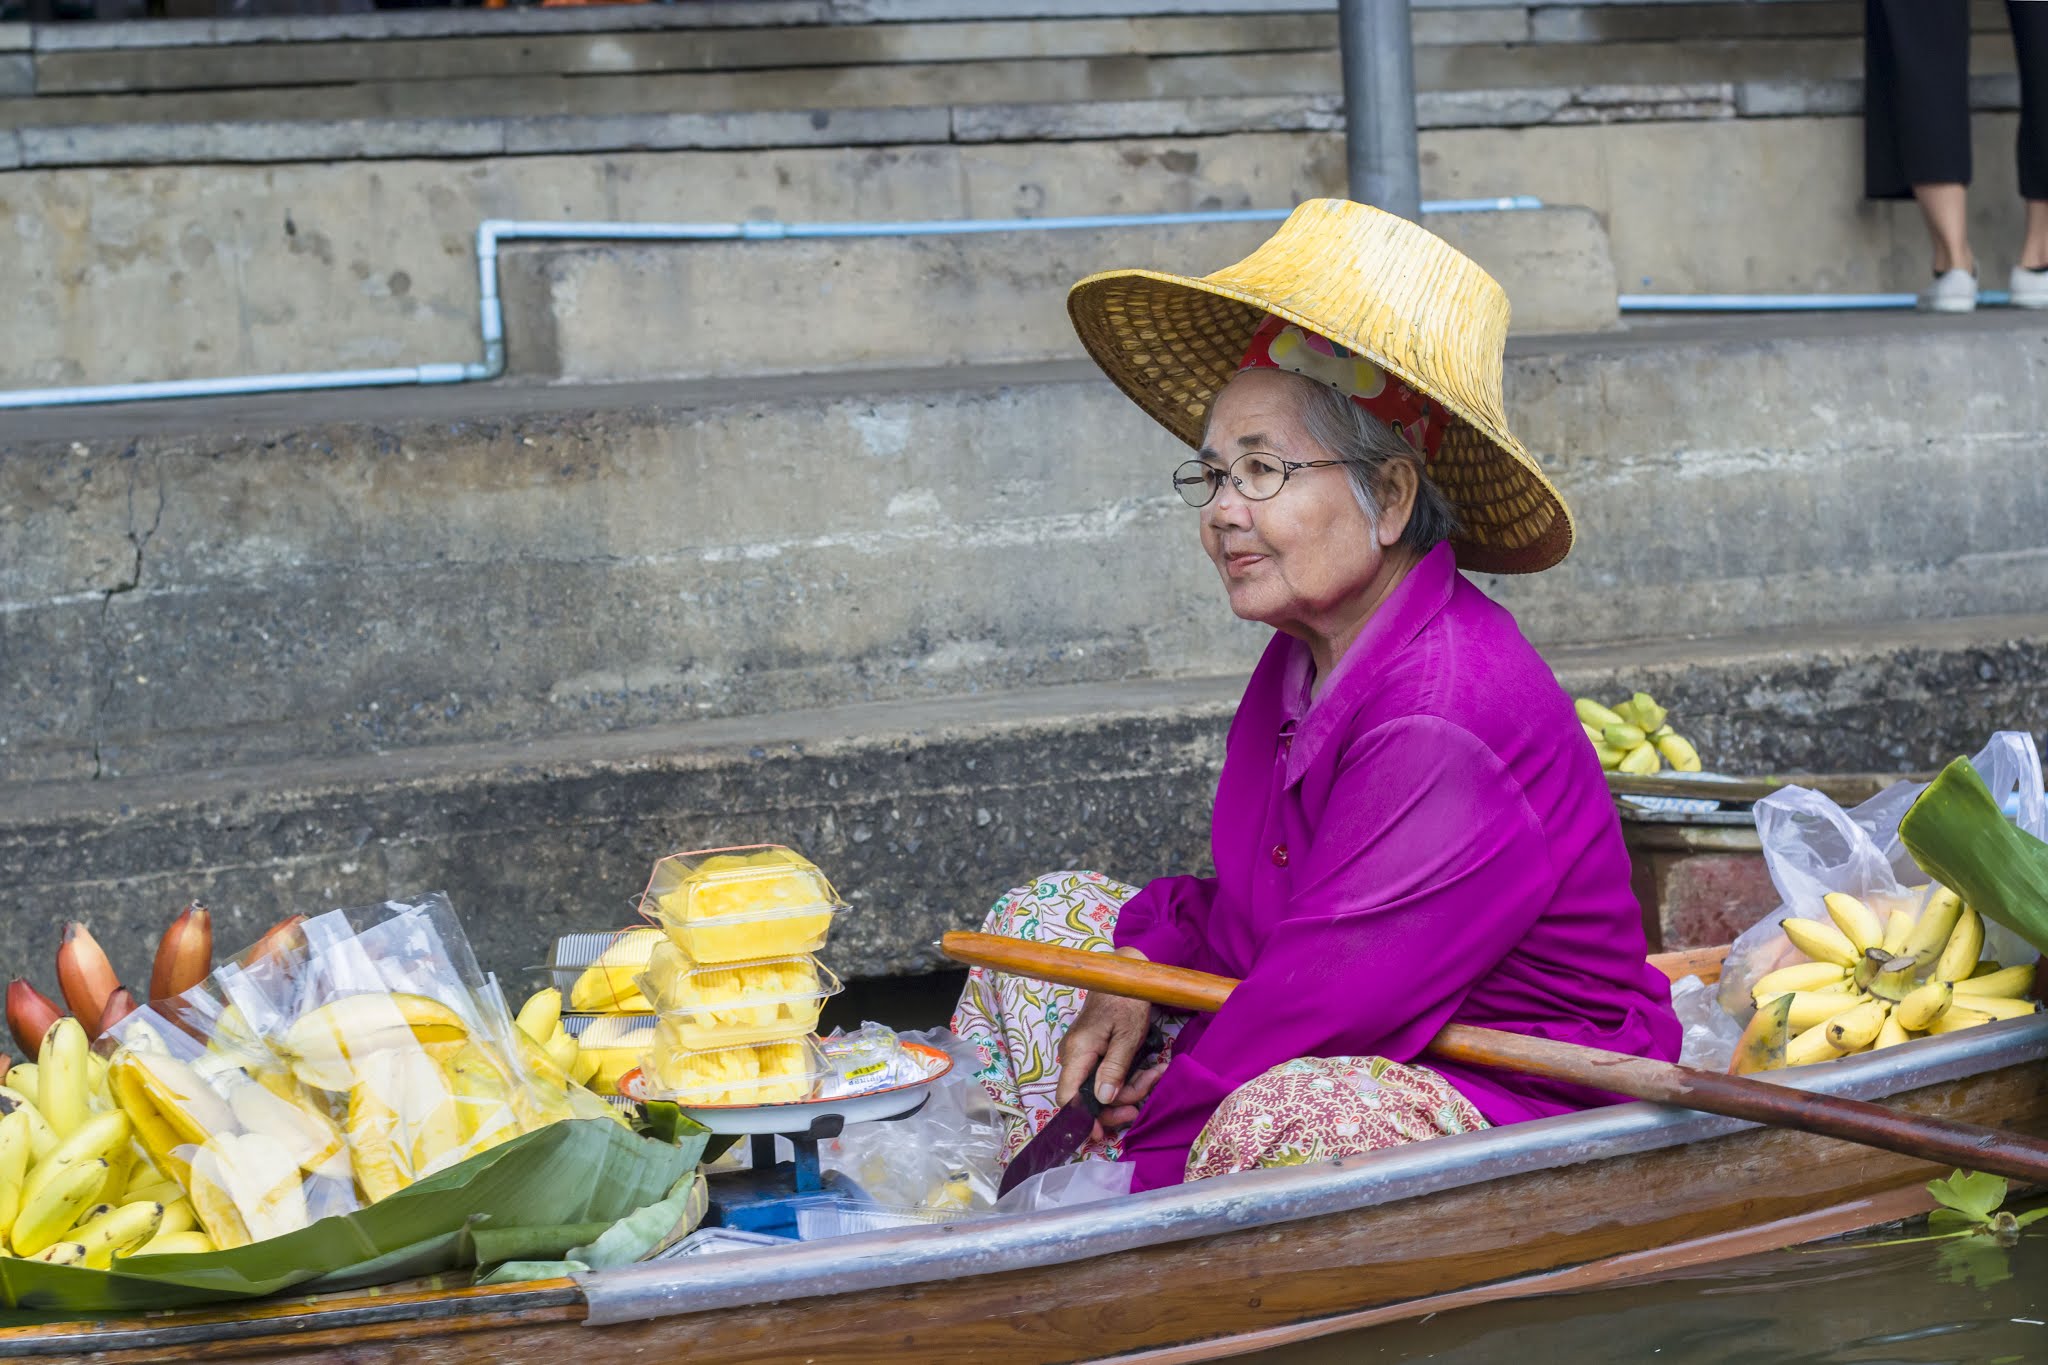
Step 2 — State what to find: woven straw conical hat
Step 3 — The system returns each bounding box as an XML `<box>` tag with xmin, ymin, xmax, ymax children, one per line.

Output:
<box><xmin>1067</xmin><ymin>198</ymin><xmax>1573</xmax><ymax>574</ymax></box>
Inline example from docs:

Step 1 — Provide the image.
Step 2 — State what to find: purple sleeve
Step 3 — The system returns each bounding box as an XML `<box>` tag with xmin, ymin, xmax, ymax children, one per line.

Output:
<box><xmin>1119</xmin><ymin>715</ymin><xmax>1558</xmax><ymax>1191</ymax></box>
<box><xmin>1113</xmin><ymin>875</ymin><xmax>1225</xmax><ymax>975</ymax></box>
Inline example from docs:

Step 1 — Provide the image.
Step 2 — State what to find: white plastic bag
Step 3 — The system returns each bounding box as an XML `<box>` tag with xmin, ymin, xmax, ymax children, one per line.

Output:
<box><xmin>817</xmin><ymin>1027</ymin><xmax>1005</xmax><ymax>1213</ymax></box>
<box><xmin>991</xmin><ymin>1158</ymin><xmax>1134</xmax><ymax>1214</ymax></box>
<box><xmin>1719</xmin><ymin>732</ymin><xmax>2043</xmax><ymax>1017</ymax></box>
<box><xmin>1671</xmin><ymin>974</ymin><xmax>1743</xmax><ymax>1071</ymax></box>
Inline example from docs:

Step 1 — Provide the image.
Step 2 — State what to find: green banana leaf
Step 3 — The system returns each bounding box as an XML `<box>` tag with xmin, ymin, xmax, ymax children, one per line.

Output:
<box><xmin>1900</xmin><ymin>755</ymin><xmax>2048</xmax><ymax>957</ymax></box>
<box><xmin>0</xmin><ymin>1117</ymin><xmax>707</xmax><ymax>1321</ymax></box>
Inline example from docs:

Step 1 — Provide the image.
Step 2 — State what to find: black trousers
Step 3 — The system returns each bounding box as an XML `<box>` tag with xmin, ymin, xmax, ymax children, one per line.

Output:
<box><xmin>1866</xmin><ymin>0</ymin><xmax>2048</xmax><ymax>201</ymax></box>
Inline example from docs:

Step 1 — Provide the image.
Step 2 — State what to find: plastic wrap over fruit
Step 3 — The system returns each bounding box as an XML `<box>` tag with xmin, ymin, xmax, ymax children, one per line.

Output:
<box><xmin>638</xmin><ymin>845</ymin><xmax>843</xmax><ymax>964</ymax></box>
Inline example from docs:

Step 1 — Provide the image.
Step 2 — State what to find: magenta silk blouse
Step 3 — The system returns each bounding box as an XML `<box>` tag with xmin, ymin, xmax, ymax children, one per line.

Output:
<box><xmin>1111</xmin><ymin>542</ymin><xmax>1683</xmax><ymax>1191</ymax></box>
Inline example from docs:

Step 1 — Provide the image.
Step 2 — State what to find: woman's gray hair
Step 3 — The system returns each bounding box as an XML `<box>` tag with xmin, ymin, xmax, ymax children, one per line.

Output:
<box><xmin>1273</xmin><ymin>370</ymin><xmax>1462</xmax><ymax>555</ymax></box>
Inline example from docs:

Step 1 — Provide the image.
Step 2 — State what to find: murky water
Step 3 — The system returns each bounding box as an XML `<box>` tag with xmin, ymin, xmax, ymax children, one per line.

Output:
<box><xmin>1251</xmin><ymin>1211</ymin><xmax>2048</xmax><ymax>1365</ymax></box>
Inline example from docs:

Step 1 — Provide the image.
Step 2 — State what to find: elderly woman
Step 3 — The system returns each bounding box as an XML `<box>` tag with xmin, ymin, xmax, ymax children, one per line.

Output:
<box><xmin>952</xmin><ymin>200</ymin><xmax>1682</xmax><ymax>1193</ymax></box>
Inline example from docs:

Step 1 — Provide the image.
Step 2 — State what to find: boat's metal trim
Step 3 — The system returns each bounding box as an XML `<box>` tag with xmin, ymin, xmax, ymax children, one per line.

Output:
<box><xmin>578</xmin><ymin>1016</ymin><xmax>2048</xmax><ymax>1325</ymax></box>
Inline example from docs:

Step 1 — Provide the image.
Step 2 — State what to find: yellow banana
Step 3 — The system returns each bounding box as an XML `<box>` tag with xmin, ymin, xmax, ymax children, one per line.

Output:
<box><xmin>1780</xmin><ymin>918</ymin><xmax>1861</xmax><ymax>968</ymax></box>
<box><xmin>76</xmin><ymin>1200</ymin><xmax>163</xmax><ymax>1269</ymax></box>
<box><xmin>0</xmin><ymin>1109</ymin><xmax>31</xmax><ymax>1234</ymax></box>
<box><xmin>569</xmin><ymin>930</ymin><xmax>662</xmax><ymax>1013</ymax></box>
<box><xmin>7</xmin><ymin>1065</ymin><xmax>39</xmax><ymax>1099</ymax></box>
<box><xmin>123</xmin><ymin>1176</ymin><xmax>184</xmax><ymax>1207</ymax></box>
<box><xmin>1580</xmin><ymin>722</ymin><xmax>1606</xmax><ymax>747</ymax></box>
<box><xmin>1895</xmin><ymin>979</ymin><xmax>1953</xmax><ymax>1032</ymax></box>
<box><xmin>1575</xmin><ymin>698</ymin><xmax>1625</xmax><ymax>729</ymax></box>
<box><xmin>130</xmin><ymin>1229</ymin><xmax>215</xmax><ymax>1258</ymax></box>
<box><xmin>37</xmin><ymin>1018</ymin><xmax>90</xmax><ymax>1139</ymax></box>
<box><xmin>1927</xmin><ymin>1005</ymin><xmax>1995</xmax><ymax>1036</ymax></box>
<box><xmin>1784</xmin><ymin>991</ymin><xmax>1873</xmax><ymax>1032</ymax></box>
<box><xmin>515</xmin><ymin>989</ymin><xmax>563</xmax><ymax>1045</ymax></box>
<box><xmin>1880</xmin><ymin>909</ymin><xmax>1915</xmax><ymax>958</ymax></box>
<box><xmin>1955</xmin><ymin>963</ymin><xmax>2036</xmax><ymax>998</ymax></box>
<box><xmin>1653</xmin><ymin>732</ymin><xmax>1701</xmax><ymax>773</ymax></box>
<box><xmin>568</xmin><ymin>1047</ymin><xmax>601</xmax><ymax>1087</ymax></box>
<box><xmin>1629</xmin><ymin>693</ymin><xmax>1669</xmax><ymax>733</ymax></box>
<box><xmin>1874</xmin><ymin>1012</ymin><xmax>1913</xmax><ymax>1050</ymax></box>
<box><xmin>156</xmin><ymin>1198</ymin><xmax>196</xmax><ymax>1237</ymax></box>
<box><xmin>1593</xmin><ymin>743</ymin><xmax>1626</xmax><ymax>771</ymax></box>
<box><xmin>11</xmin><ymin>1098</ymin><xmax>59</xmax><ymax>1164</ymax></box>
<box><xmin>1949</xmin><ymin>993</ymin><xmax>2039</xmax><ymax>1021</ymax></box>
<box><xmin>1933</xmin><ymin>907</ymin><xmax>1985</xmax><ymax>984</ymax></box>
<box><xmin>1822</xmin><ymin>893</ymin><xmax>1885</xmax><ymax>956</ymax></box>
<box><xmin>1824</xmin><ymin>997</ymin><xmax>1891</xmax><ymax>1051</ymax></box>
<box><xmin>70</xmin><ymin>1202</ymin><xmax>113</xmax><ymax>1231</ymax></box>
<box><xmin>1617</xmin><ymin>744</ymin><xmax>1661</xmax><ymax>776</ymax></box>
<box><xmin>1784</xmin><ymin>1020</ymin><xmax>1846</xmax><ymax>1067</ymax></box>
<box><xmin>1751</xmin><ymin>961</ymin><xmax>1852</xmax><ymax>1007</ymax></box>
<box><xmin>542</xmin><ymin>1026</ymin><xmax>579</xmax><ymax>1076</ymax></box>
<box><xmin>11</xmin><ymin>1157</ymin><xmax>109</xmax><ymax>1257</ymax></box>
<box><xmin>1906</xmin><ymin>887</ymin><xmax>1965</xmax><ymax>966</ymax></box>
<box><xmin>31</xmin><ymin>1241</ymin><xmax>86</xmax><ymax>1265</ymax></box>
<box><xmin>1603</xmin><ymin>724</ymin><xmax>1648</xmax><ymax>750</ymax></box>
<box><xmin>22</xmin><ymin>1110</ymin><xmax>131</xmax><ymax>1208</ymax></box>
<box><xmin>118</xmin><ymin>1050</ymin><xmax>237</xmax><ymax>1148</ymax></box>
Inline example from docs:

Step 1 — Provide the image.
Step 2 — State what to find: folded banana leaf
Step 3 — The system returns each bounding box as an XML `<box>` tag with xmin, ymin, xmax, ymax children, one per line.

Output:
<box><xmin>0</xmin><ymin>1118</ymin><xmax>706</xmax><ymax>1321</ymax></box>
<box><xmin>1899</xmin><ymin>756</ymin><xmax>2048</xmax><ymax>959</ymax></box>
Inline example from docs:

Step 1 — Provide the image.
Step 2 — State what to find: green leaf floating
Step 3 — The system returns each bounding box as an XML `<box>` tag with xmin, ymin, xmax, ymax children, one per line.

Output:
<box><xmin>1928</xmin><ymin>1169</ymin><xmax>2011</xmax><ymax>1223</ymax></box>
<box><xmin>0</xmin><ymin>1118</ymin><xmax>706</xmax><ymax>1321</ymax></box>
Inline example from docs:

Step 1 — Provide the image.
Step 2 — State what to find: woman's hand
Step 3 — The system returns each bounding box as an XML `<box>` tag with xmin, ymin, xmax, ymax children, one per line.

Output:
<box><xmin>1095</xmin><ymin>1056</ymin><xmax>1170</xmax><ymax>1140</ymax></box>
<box><xmin>1057</xmin><ymin>947</ymin><xmax>1155</xmax><ymax>1111</ymax></box>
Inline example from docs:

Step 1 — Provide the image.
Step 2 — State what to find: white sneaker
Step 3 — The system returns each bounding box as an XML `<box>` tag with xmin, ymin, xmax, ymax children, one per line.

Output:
<box><xmin>2011</xmin><ymin>264</ymin><xmax>2048</xmax><ymax>310</ymax></box>
<box><xmin>1921</xmin><ymin>268</ymin><xmax>1979</xmax><ymax>313</ymax></box>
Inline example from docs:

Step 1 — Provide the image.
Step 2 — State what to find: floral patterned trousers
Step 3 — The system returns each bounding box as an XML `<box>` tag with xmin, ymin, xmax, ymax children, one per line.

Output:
<box><xmin>950</xmin><ymin>871</ymin><xmax>1487</xmax><ymax>1184</ymax></box>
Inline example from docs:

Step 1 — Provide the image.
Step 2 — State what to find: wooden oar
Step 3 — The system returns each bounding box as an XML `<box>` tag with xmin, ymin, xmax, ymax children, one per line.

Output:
<box><xmin>941</xmin><ymin>930</ymin><xmax>2048</xmax><ymax>1186</ymax></box>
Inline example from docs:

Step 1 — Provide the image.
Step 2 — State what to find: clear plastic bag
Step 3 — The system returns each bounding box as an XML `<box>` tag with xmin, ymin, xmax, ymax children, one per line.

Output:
<box><xmin>1719</xmin><ymin>732</ymin><xmax>2044</xmax><ymax>1018</ymax></box>
<box><xmin>816</xmin><ymin>1028</ymin><xmax>1005</xmax><ymax>1214</ymax></box>
<box><xmin>991</xmin><ymin>1159</ymin><xmax>1134</xmax><ymax>1214</ymax></box>
<box><xmin>1670</xmin><ymin>974</ymin><xmax>1743</xmax><ymax>1071</ymax></box>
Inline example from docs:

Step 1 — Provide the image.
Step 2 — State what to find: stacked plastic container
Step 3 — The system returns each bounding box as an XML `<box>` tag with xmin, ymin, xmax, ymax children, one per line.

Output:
<box><xmin>630</xmin><ymin>844</ymin><xmax>847</xmax><ymax>1108</ymax></box>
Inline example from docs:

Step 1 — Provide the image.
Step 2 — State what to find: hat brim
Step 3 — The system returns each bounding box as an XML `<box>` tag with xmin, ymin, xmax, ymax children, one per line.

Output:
<box><xmin>1067</xmin><ymin>267</ymin><xmax>1575</xmax><ymax>576</ymax></box>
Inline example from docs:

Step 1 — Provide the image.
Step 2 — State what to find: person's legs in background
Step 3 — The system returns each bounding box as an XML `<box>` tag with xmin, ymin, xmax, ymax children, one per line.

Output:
<box><xmin>1867</xmin><ymin>0</ymin><xmax>1978</xmax><ymax>310</ymax></box>
<box><xmin>2009</xmin><ymin>0</ymin><xmax>2048</xmax><ymax>305</ymax></box>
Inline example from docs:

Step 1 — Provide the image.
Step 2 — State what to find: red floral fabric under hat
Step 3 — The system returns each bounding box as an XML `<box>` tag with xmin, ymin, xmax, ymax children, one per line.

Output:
<box><xmin>1236</xmin><ymin>314</ymin><xmax>1446</xmax><ymax>459</ymax></box>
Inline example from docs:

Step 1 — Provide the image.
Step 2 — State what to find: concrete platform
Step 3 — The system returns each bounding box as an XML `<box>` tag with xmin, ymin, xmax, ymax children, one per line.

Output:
<box><xmin>5</xmin><ymin>612</ymin><xmax>2045</xmax><ymax>994</ymax></box>
<box><xmin>7</xmin><ymin>310</ymin><xmax>2047</xmax><ymax>787</ymax></box>
<box><xmin>497</xmin><ymin>206</ymin><xmax>1618</xmax><ymax>383</ymax></box>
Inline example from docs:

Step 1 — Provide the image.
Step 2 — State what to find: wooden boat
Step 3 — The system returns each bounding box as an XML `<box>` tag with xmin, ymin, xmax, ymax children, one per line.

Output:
<box><xmin>5</xmin><ymin>944</ymin><xmax>2046</xmax><ymax>1363</ymax></box>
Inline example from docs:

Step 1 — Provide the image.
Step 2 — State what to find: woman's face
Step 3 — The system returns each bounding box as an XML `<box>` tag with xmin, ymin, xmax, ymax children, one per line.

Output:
<box><xmin>1197</xmin><ymin>369</ymin><xmax>1414</xmax><ymax>634</ymax></box>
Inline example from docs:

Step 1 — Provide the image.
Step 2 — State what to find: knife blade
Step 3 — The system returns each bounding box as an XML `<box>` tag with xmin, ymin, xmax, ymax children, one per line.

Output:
<box><xmin>996</xmin><ymin>1025</ymin><xmax>1166</xmax><ymax>1198</ymax></box>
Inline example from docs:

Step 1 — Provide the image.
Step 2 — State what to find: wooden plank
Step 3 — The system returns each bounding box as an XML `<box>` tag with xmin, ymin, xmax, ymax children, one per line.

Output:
<box><xmin>15</xmin><ymin>1065</ymin><xmax>2040</xmax><ymax>1364</ymax></box>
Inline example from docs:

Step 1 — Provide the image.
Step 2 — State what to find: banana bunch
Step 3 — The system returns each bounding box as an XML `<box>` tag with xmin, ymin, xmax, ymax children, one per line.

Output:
<box><xmin>514</xmin><ymin>989</ymin><xmax>603</xmax><ymax>1090</ymax></box>
<box><xmin>0</xmin><ymin>1018</ymin><xmax>213</xmax><ymax>1264</ymax></box>
<box><xmin>1741</xmin><ymin>887</ymin><xmax>2038</xmax><ymax>1071</ymax></box>
<box><xmin>1574</xmin><ymin>693</ymin><xmax>1702</xmax><ymax>775</ymax></box>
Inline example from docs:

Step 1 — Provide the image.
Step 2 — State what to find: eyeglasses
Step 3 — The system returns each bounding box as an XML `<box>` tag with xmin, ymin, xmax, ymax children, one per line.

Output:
<box><xmin>1172</xmin><ymin>453</ymin><xmax>1348</xmax><ymax>508</ymax></box>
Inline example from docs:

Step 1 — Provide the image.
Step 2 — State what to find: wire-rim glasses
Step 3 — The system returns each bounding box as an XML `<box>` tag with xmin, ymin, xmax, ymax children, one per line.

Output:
<box><xmin>1172</xmin><ymin>453</ymin><xmax>1348</xmax><ymax>508</ymax></box>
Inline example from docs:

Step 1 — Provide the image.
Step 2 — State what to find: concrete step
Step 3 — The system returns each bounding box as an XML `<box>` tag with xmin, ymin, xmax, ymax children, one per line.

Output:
<box><xmin>5</xmin><ymin>107</ymin><xmax>2040</xmax><ymax>392</ymax></box>
<box><xmin>498</xmin><ymin>206</ymin><xmax>1620</xmax><ymax>383</ymax></box>
<box><xmin>5</xmin><ymin>611</ymin><xmax>2046</xmax><ymax>992</ymax></box>
<box><xmin>7</xmin><ymin>310</ymin><xmax>2046</xmax><ymax>786</ymax></box>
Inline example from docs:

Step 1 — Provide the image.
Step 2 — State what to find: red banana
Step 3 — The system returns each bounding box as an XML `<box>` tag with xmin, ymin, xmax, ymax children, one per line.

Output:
<box><xmin>248</xmin><ymin>913</ymin><xmax>307</xmax><ymax>968</ymax></box>
<box><xmin>6</xmin><ymin>978</ymin><xmax>64</xmax><ymax>1056</ymax></box>
<box><xmin>149</xmin><ymin>902</ymin><xmax>214</xmax><ymax>1002</ymax></box>
<box><xmin>98</xmin><ymin>985</ymin><xmax>140</xmax><ymax>1038</ymax></box>
<box><xmin>55</xmin><ymin>922</ymin><xmax>120</xmax><ymax>1037</ymax></box>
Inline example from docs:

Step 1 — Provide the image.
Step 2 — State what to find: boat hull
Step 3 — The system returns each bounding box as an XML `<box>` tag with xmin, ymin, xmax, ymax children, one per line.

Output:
<box><xmin>7</xmin><ymin>1017</ymin><xmax>2045</xmax><ymax>1363</ymax></box>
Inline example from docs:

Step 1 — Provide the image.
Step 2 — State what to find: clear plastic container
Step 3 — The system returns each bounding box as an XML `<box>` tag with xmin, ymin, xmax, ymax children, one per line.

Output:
<box><xmin>546</xmin><ymin>928</ymin><xmax>661</xmax><ymax>1013</ymax></box>
<box><xmin>561</xmin><ymin>1012</ymin><xmax>659</xmax><ymax>1096</ymax></box>
<box><xmin>636</xmin><ymin>942</ymin><xmax>843</xmax><ymax>1048</ymax></box>
<box><xmin>639</xmin><ymin>1032</ymin><xmax>827</xmax><ymax>1107</ymax></box>
<box><xmin>637</xmin><ymin>845</ymin><xmax>843</xmax><ymax>964</ymax></box>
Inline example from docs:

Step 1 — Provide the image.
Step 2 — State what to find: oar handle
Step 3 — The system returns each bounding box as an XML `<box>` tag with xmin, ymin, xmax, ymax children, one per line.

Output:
<box><xmin>939</xmin><ymin>931</ymin><xmax>2048</xmax><ymax>1187</ymax></box>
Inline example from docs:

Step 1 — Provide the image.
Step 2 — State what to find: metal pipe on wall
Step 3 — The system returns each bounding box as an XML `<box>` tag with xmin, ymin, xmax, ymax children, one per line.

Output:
<box><xmin>1337</xmin><ymin>0</ymin><xmax>1421</xmax><ymax>222</ymax></box>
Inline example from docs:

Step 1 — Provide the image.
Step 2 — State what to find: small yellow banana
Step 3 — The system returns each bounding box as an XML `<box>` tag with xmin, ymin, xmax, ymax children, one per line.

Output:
<box><xmin>543</xmin><ymin>1025</ymin><xmax>580</xmax><ymax>1076</ymax></box>
<box><xmin>1580</xmin><ymin>722</ymin><xmax>1606</xmax><ymax>747</ymax></box>
<box><xmin>1751</xmin><ymin>960</ymin><xmax>1852</xmax><ymax>1007</ymax></box>
<box><xmin>1949</xmin><ymin>993</ymin><xmax>2039</xmax><ymax>1021</ymax></box>
<box><xmin>31</xmin><ymin>1241</ymin><xmax>85</xmax><ymax>1265</ymax></box>
<box><xmin>1824</xmin><ymin>997</ymin><xmax>1891</xmax><ymax>1051</ymax></box>
<box><xmin>1906</xmin><ymin>887</ymin><xmax>1965</xmax><ymax>965</ymax></box>
<box><xmin>1822</xmin><ymin>893</ymin><xmax>1885</xmax><ymax>956</ymax></box>
<box><xmin>11</xmin><ymin>1157</ymin><xmax>109</xmax><ymax>1257</ymax></box>
<box><xmin>21</xmin><ymin>1110</ymin><xmax>130</xmax><ymax>1208</ymax></box>
<box><xmin>1781</xmin><ymin>917</ymin><xmax>1861</xmax><ymax>968</ymax></box>
<box><xmin>129</xmin><ymin>1229</ymin><xmax>215</xmax><ymax>1258</ymax></box>
<box><xmin>1653</xmin><ymin>732</ymin><xmax>1702</xmax><ymax>773</ymax></box>
<box><xmin>1874</xmin><ymin>1012</ymin><xmax>1913</xmax><ymax>1050</ymax></box>
<box><xmin>1575</xmin><ymin>698</ymin><xmax>1625</xmax><ymax>729</ymax></box>
<box><xmin>515</xmin><ymin>989</ymin><xmax>563</xmax><ymax>1045</ymax></box>
<box><xmin>1927</xmin><ymin>1005</ymin><xmax>1995</xmax><ymax>1035</ymax></box>
<box><xmin>1785</xmin><ymin>991</ymin><xmax>1873</xmax><ymax>1032</ymax></box>
<box><xmin>1593</xmin><ymin>743</ymin><xmax>1627</xmax><ymax>771</ymax></box>
<box><xmin>1933</xmin><ymin>907</ymin><xmax>1985</xmax><ymax>984</ymax></box>
<box><xmin>8</xmin><ymin>1065</ymin><xmax>39</xmax><ymax>1099</ymax></box>
<box><xmin>37</xmin><ymin>1018</ymin><xmax>90</xmax><ymax>1139</ymax></box>
<box><xmin>1629</xmin><ymin>692</ymin><xmax>1668</xmax><ymax>733</ymax></box>
<box><xmin>1894</xmin><ymin>979</ymin><xmax>1954</xmax><ymax>1032</ymax></box>
<box><xmin>1880</xmin><ymin>909</ymin><xmax>1915</xmax><ymax>958</ymax></box>
<box><xmin>1784</xmin><ymin>1020</ymin><xmax>1846</xmax><ymax>1067</ymax></box>
<box><xmin>1955</xmin><ymin>963</ymin><xmax>2035</xmax><ymax>998</ymax></box>
<box><xmin>1604</xmin><ymin>724</ymin><xmax>1648</xmax><ymax>750</ymax></box>
<box><xmin>75</xmin><ymin>1200</ymin><xmax>163</xmax><ymax>1269</ymax></box>
<box><xmin>1618</xmin><ymin>744</ymin><xmax>1661</xmax><ymax>775</ymax></box>
<box><xmin>0</xmin><ymin>1108</ymin><xmax>31</xmax><ymax>1234</ymax></box>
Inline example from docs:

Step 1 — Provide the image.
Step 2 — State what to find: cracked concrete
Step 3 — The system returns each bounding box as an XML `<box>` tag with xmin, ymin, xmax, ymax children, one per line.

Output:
<box><xmin>90</xmin><ymin>448</ymin><xmax>164</xmax><ymax>778</ymax></box>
